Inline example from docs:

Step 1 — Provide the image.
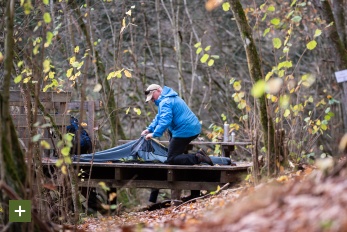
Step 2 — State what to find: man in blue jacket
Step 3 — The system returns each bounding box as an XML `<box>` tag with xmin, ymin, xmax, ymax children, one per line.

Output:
<box><xmin>141</xmin><ymin>84</ymin><xmax>212</xmax><ymax>165</ymax></box>
<box><xmin>141</xmin><ymin>84</ymin><xmax>213</xmax><ymax>204</ymax></box>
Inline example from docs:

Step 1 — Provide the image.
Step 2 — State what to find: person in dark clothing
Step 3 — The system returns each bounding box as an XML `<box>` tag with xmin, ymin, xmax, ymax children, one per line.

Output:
<box><xmin>141</xmin><ymin>84</ymin><xmax>213</xmax><ymax>203</ymax></box>
<box><xmin>67</xmin><ymin>117</ymin><xmax>93</xmax><ymax>155</ymax></box>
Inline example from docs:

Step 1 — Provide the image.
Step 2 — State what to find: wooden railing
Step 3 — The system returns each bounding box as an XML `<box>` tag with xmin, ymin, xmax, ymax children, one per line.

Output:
<box><xmin>8</xmin><ymin>90</ymin><xmax>100</xmax><ymax>156</ymax></box>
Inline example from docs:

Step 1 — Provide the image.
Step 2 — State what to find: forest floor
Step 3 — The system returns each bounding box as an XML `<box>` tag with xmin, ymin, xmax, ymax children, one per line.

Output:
<box><xmin>76</xmin><ymin>158</ymin><xmax>347</xmax><ymax>232</ymax></box>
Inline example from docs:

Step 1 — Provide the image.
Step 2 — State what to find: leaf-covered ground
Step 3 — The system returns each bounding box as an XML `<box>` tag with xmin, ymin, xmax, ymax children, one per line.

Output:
<box><xmin>77</xmin><ymin>161</ymin><xmax>347</xmax><ymax>232</ymax></box>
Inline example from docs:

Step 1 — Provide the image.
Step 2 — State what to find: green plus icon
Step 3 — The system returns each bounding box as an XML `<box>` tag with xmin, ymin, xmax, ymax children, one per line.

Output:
<box><xmin>9</xmin><ymin>200</ymin><xmax>31</xmax><ymax>222</ymax></box>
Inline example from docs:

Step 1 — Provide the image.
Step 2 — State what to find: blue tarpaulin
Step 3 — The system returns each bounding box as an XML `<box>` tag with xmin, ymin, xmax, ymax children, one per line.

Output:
<box><xmin>74</xmin><ymin>137</ymin><xmax>233</xmax><ymax>165</ymax></box>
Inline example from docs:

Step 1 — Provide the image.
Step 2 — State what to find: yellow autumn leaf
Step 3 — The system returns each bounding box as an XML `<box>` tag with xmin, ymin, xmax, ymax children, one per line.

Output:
<box><xmin>23</xmin><ymin>77</ymin><xmax>31</xmax><ymax>83</ymax></box>
<box><xmin>276</xmin><ymin>175</ymin><xmax>288</xmax><ymax>183</ymax></box>
<box><xmin>233</xmin><ymin>81</ymin><xmax>242</xmax><ymax>91</ymax></box>
<box><xmin>40</xmin><ymin>140</ymin><xmax>51</xmax><ymax>149</ymax></box>
<box><xmin>66</xmin><ymin>68</ymin><xmax>73</xmax><ymax>78</ymax></box>
<box><xmin>124</xmin><ymin>70</ymin><xmax>132</xmax><ymax>78</ymax></box>
<box><xmin>61</xmin><ymin>165</ymin><xmax>67</xmax><ymax>175</ymax></box>
<box><xmin>74</xmin><ymin>46</ymin><xmax>80</xmax><ymax>53</ymax></box>
<box><xmin>43</xmin><ymin>59</ymin><xmax>50</xmax><ymax>73</ymax></box>
<box><xmin>98</xmin><ymin>182</ymin><xmax>110</xmax><ymax>191</ymax></box>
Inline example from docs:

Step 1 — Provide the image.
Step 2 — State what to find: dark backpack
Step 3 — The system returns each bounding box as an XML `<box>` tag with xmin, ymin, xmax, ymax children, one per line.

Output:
<box><xmin>67</xmin><ymin>117</ymin><xmax>92</xmax><ymax>155</ymax></box>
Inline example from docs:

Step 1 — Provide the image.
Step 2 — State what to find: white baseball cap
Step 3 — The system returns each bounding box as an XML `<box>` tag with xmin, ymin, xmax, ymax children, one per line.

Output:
<box><xmin>145</xmin><ymin>84</ymin><xmax>161</xmax><ymax>102</ymax></box>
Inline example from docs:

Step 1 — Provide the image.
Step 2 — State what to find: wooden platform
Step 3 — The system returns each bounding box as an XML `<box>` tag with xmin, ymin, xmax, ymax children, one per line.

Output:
<box><xmin>42</xmin><ymin>160</ymin><xmax>251</xmax><ymax>191</ymax></box>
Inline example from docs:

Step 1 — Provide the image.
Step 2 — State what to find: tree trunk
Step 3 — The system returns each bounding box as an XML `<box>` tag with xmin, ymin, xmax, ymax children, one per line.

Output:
<box><xmin>1</xmin><ymin>0</ymin><xmax>27</xmax><ymax>230</ymax></box>
<box><xmin>312</xmin><ymin>0</ymin><xmax>347</xmax><ymax>133</ymax></box>
<box><xmin>69</xmin><ymin>1</ymin><xmax>126</xmax><ymax>146</ymax></box>
<box><xmin>229</xmin><ymin>0</ymin><xmax>276</xmax><ymax>175</ymax></box>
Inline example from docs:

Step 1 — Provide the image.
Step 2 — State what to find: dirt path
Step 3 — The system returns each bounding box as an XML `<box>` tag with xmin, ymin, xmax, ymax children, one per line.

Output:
<box><xmin>78</xmin><ymin>164</ymin><xmax>347</xmax><ymax>232</ymax></box>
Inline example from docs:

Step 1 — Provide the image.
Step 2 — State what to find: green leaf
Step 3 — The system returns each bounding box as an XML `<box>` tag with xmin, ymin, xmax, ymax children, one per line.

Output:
<box><xmin>33</xmin><ymin>45</ymin><xmax>40</xmax><ymax>55</ymax></box>
<box><xmin>265</xmin><ymin>71</ymin><xmax>273</xmax><ymax>81</ymax></box>
<box><xmin>207</xmin><ymin>59</ymin><xmax>214</xmax><ymax>66</ymax></box>
<box><xmin>14</xmin><ymin>75</ymin><xmax>22</xmax><ymax>84</ymax></box>
<box><xmin>222</xmin><ymin>2</ymin><xmax>230</xmax><ymax>11</ymax></box>
<box><xmin>200</xmin><ymin>54</ymin><xmax>209</xmax><ymax>63</ymax></box>
<box><xmin>286</xmin><ymin>11</ymin><xmax>294</xmax><ymax>19</ymax></box>
<box><xmin>279</xmin><ymin>95</ymin><xmax>290</xmax><ymax>109</ymax></box>
<box><xmin>314</xmin><ymin>29</ymin><xmax>322</xmax><ymax>38</ymax></box>
<box><xmin>194</xmin><ymin>42</ymin><xmax>201</xmax><ymax>48</ymax></box>
<box><xmin>291</xmin><ymin>16</ymin><xmax>302</xmax><ymax>22</ymax></box>
<box><xmin>251</xmin><ymin>80</ymin><xmax>266</xmax><ymax>98</ymax></box>
<box><xmin>321</xmin><ymin>124</ymin><xmax>327</xmax><ymax>130</ymax></box>
<box><xmin>133</xmin><ymin>107</ymin><xmax>142</xmax><ymax>115</ymax></box>
<box><xmin>196</xmin><ymin>47</ymin><xmax>202</xmax><ymax>54</ymax></box>
<box><xmin>24</xmin><ymin>2</ymin><xmax>32</xmax><ymax>15</ymax></box>
<box><xmin>204</xmin><ymin>46</ymin><xmax>211</xmax><ymax>51</ymax></box>
<box><xmin>290</xmin><ymin>0</ymin><xmax>297</xmax><ymax>7</ymax></box>
<box><xmin>43</xmin><ymin>59</ymin><xmax>50</xmax><ymax>73</ymax></box>
<box><xmin>263</xmin><ymin>28</ymin><xmax>270</xmax><ymax>37</ymax></box>
<box><xmin>267</xmin><ymin>5</ymin><xmax>275</xmax><ymax>12</ymax></box>
<box><xmin>98</xmin><ymin>182</ymin><xmax>110</xmax><ymax>192</ymax></box>
<box><xmin>43</xmin><ymin>0</ymin><xmax>49</xmax><ymax>5</ymax></box>
<box><xmin>270</xmin><ymin>18</ymin><xmax>280</xmax><ymax>25</ymax></box>
<box><xmin>64</xmin><ymin>133</ymin><xmax>74</xmax><ymax>142</ymax></box>
<box><xmin>43</xmin><ymin>12</ymin><xmax>51</xmax><ymax>24</ymax></box>
<box><xmin>61</xmin><ymin>147</ymin><xmax>71</xmax><ymax>156</ymax></box>
<box><xmin>278</xmin><ymin>61</ymin><xmax>293</xmax><ymax>69</ymax></box>
<box><xmin>262</xmin><ymin>13</ymin><xmax>267</xmax><ymax>21</ymax></box>
<box><xmin>43</xmin><ymin>85</ymin><xmax>50</xmax><ymax>92</ymax></box>
<box><xmin>211</xmin><ymin>55</ymin><xmax>220</xmax><ymax>59</ymax></box>
<box><xmin>55</xmin><ymin>159</ymin><xmax>63</xmax><ymax>167</ymax></box>
<box><xmin>32</xmin><ymin>134</ymin><xmax>42</xmax><ymax>142</ymax></box>
<box><xmin>64</xmin><ymin>156</ymin><xmax>72</xmax><ymax>164</ymax></box>
<box><xmin>306</xmin><ymin>40</ymin><xmax>317</xmax><ymax>50</ymax></box>
<box><xmin>273</xmin><ymin>38</ymin><xmax>282</xmax><ymax>49</ymax></box>
<box><xmin>324</xmin><ymin>115</ymin><xmax>331</xmax><ymax>121</ymax></box>
<box><xmin>233</xmin><ymin>81</ymin><xmax>242</xmax><ymax>91</ymax></box>
<box><xmin>238</xmin><ymin>100</ymin><xmax>247</xmax><ymax>109</ymax></box>
<box><xmin>41</xmin><ymin>123</ymin><xmax>52</xmax><ymax>128</ymax></box>
<box><xmin>283</xmin><ymin>109</ymin><xmax>290</xmax><ymax>118</ymax></box>
<box><xmin>45</xmin><ymin>31</ymin><xmax>53</xmax><ymax>47</ymax></box>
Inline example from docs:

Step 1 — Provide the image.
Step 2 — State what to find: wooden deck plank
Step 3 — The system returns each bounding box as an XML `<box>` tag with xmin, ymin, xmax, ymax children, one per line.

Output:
<box><xmin>12</xmin><ymin>114</ymin><xmax>70</xmax><ymax>127</ymax></box>
<box><xmin>41</xmin><ymin>160</ymin><xmax>251</xmax><ymax>191</ymax></box>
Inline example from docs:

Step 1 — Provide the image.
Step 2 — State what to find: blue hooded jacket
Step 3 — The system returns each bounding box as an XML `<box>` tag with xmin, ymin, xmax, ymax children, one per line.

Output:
<box><xmin>147</xmin><ymin>86</ymin><xmax>201</xmax><ymax>138</ymax></box>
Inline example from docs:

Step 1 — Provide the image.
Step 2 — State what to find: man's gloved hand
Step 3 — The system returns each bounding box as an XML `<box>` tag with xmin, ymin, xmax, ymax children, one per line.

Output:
<box><xmin>145</xmin><ymin>133</ymin><xmax>153</xmax><ymax>140</ymax></box>
<box><xmin>141</xmin><ymin>129</ymin><xmax>149</xmax><ymax>136</ymax></box>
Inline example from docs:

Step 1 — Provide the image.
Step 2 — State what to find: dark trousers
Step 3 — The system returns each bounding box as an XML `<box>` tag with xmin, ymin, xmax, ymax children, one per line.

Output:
<box><xmin>165</xmin><ymin>134</ymin><xmax>200</xmax><ymax>165</ymax></box>
<box><xmin>149</xmin><ymin>134</ymin><xmax>200</xmax><ymax>203</ymax></box>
